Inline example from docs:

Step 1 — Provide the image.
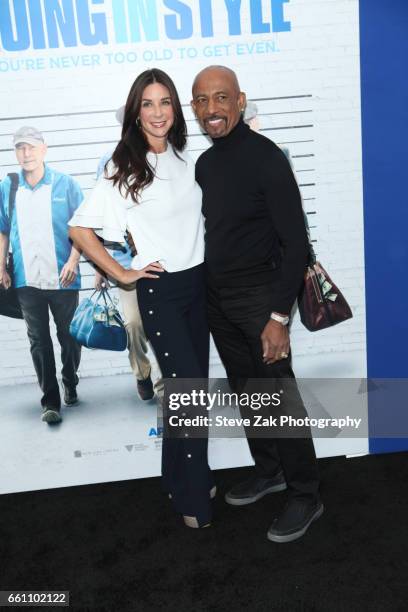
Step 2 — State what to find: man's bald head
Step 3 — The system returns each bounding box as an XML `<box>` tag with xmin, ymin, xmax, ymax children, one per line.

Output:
<box><xmin>191</xmin><ymin>65</ymin><xmax>246</xmax><ymax>139</ymax></box>
<box><xmin>192</xmin><ymin>65</ymin><xmax>241</xmax><ymax>96</ymax></box>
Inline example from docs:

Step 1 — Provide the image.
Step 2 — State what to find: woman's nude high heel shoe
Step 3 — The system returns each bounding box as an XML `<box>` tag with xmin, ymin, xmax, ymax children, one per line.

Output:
<box><xmin>182</xmin><ymin>488</ymin><xmax>216</xmax><ymax>528</ymax></box>
<box><xmin>183</xmin><ymin>515</ymin><xmax>211</xmax><ymax>528</ymax></box>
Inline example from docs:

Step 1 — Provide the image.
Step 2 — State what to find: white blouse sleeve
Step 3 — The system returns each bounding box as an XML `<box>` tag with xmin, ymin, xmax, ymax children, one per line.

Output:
<box><xmin>68</xmin><ymin>178</ymin><xmax>127</xmax><ymax>244</ymax></box>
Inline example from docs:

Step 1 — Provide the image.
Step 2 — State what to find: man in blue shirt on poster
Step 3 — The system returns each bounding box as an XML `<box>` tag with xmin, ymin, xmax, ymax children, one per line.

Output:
<box><xmin>0</xmin><ymin>126</ymin><xmax>83</xmax><ymax>424</ymax></box>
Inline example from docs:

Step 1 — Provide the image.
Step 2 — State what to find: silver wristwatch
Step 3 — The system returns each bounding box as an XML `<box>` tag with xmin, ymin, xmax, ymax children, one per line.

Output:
<box><xmin>270</xmin><ymin>312</ymin><xmax>289</xmax><ymax>326</ymax></box>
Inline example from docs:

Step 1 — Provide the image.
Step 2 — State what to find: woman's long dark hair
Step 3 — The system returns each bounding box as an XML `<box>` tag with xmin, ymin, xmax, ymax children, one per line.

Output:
<box><xmin>108</xmin><ymin>68</ymin><xmax>187</xmax><ymax>203</ymax></box>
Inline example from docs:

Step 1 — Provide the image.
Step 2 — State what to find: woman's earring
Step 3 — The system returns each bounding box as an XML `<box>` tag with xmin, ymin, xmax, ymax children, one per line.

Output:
<box><xmin>136</xmin><ymin>117</ymin><xmax>141</xmax><ymax>127</ymax></box>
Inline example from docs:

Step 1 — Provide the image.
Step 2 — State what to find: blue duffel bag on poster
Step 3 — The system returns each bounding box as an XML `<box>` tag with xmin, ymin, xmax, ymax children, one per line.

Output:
<box><xmin>69</xmin><ymin>289</ymin><xmax>128</xmax><ymax>351</ymax></box>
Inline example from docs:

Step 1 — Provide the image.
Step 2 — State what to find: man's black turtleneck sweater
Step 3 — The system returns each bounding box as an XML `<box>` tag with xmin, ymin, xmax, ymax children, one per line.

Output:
<box><xmin>195</xmin><ymin>118</ymin><xmax>309</xmax><ymax>315</ymax></box>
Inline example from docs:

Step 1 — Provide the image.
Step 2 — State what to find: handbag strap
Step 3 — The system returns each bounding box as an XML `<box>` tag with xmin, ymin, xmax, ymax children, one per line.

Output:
<box><xmin>281</xmin><ymin>147</ymin><xmax>316</xmax><ymax>267</ymax></box>
<box><xmin>89</xmin><ymin>288</ymin><xmax>125</xmax><ymax>328</ymax></box>
<box><xmin>308</xmin><ymin>266</ymin><xmax>324</xmax><ymax>304</ymax></box>
<box><xmin>89</xmin><ymin>287</ymin><xmax>117</xmax><ymax>308</ymax></box>
<box><xmin>4</xmin><ymin>173</ymin><xmax>19</xmax><ymax>264</ymax></box>
<box><xmin>6</xmin><ymin>173</ymin><xmax>19</xmax><ymax>233</ymax></box>
<box><xmin>302</xmin><ymin>210</ymin><xmax>317</xmax><ymax>266</ymax></box>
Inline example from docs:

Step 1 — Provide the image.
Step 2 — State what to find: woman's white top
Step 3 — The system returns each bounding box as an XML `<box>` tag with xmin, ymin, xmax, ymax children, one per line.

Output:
<box><xmin>69</xmin><ymin>147</ymin><xmax>204</xmax><ymax>272</ymax></box>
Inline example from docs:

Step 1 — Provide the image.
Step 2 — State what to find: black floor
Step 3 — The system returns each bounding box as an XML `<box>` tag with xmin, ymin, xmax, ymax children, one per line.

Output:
<box><xmin>1</xmin><ymin>452</ymin><xmax>407</xmax><ymax>612</ymax></box>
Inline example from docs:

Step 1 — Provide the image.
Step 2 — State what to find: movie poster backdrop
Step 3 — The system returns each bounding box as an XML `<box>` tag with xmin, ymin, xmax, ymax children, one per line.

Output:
<box><xmin>0</xmin><ymin>0</ymin><xmax>367</xmax><ymax>494</ymax></box>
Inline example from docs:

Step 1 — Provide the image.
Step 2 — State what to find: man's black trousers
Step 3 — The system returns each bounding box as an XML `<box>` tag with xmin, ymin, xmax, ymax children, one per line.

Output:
<box><xmin>207</xmin><ymin>281</ymin><xmax>320</xmax><ymax>501</ymax></box>
<box><xmin>17</xmin><ymin>287</ymin><xmax>81</xmax><ymax>409</ymax></box>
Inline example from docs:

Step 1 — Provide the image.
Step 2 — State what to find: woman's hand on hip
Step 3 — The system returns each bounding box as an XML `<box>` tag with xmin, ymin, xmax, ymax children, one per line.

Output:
<box><xmin>119</xmin><ymin>262</ymin><xmax>164</xmax><ymax>285</ymax></box>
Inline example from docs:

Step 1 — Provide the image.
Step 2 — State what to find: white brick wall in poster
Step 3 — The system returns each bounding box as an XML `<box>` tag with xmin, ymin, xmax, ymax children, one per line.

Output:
<box><xmin>0</xmin><ymin>0</ymin><xmax>366</xmax><ymax>386</ymax></box>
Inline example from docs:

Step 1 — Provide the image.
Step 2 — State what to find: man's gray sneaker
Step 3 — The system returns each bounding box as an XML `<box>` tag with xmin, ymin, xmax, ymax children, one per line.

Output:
<box><xmin>225</xmin><ymin>473</ymin><xmax>287</xmax><ymax>506</ymax></box>
<box><xmin>267</xmin><ymin>498</ymin><xmax>324</xmax><ymax>543</ymax></box>
<box><xmin>41</xmin><ymin>408</ymin><xmax>62</xmax><ymax>424</ymax></box>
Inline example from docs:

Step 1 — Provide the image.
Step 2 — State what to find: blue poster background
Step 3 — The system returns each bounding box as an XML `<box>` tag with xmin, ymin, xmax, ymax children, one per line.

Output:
<box><xmin>360</xmin><ymin>0</ymin><xmax>408</xmax><ymax>453</ymax></box>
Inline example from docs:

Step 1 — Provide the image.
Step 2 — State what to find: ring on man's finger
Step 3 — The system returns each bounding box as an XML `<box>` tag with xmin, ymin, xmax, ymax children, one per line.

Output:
<box><xmin>280</xmin><ymin>352</ymin><xmax>288</xmax><ymax>359</ymax></box>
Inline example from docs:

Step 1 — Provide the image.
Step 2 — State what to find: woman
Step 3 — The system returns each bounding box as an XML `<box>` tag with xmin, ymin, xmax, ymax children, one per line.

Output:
<box><xmin>69</xmin><ymin>68</ymin><xmax>214</xmax><ymax>528</ymax></box>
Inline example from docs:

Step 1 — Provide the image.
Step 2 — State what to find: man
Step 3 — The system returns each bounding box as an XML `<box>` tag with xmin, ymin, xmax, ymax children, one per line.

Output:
<box><xmin>0</xmin><ymin>126</ymin><xmax>83</xmax><ymax>424</ymax></box>
<box><xmin>191</xmin><ymin>66</ymin><xmax>322</xmax><ymax>542</ymax></box>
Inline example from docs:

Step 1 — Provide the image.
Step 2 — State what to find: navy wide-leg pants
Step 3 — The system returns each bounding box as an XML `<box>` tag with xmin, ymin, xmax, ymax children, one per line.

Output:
<box><xmin>137</xmin><ymin>264</ymin><xmax>214</xmax><ymax>525</ymax></box>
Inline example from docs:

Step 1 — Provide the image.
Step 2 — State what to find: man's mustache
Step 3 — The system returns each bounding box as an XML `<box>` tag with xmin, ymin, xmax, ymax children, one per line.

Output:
<box><xmin>204</xmin><ymin>115</ymin><xmax>226</xmax><ymax>123</ymax></box>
